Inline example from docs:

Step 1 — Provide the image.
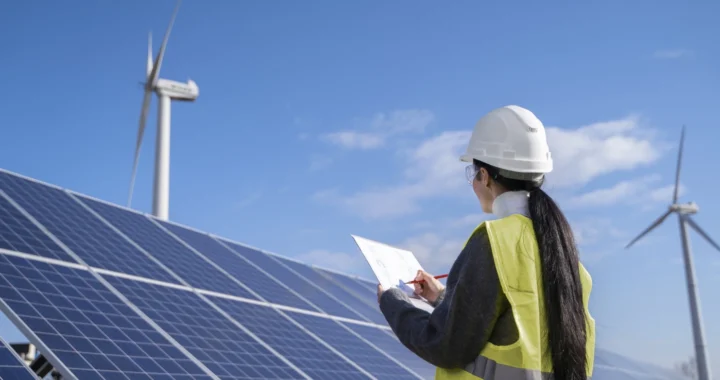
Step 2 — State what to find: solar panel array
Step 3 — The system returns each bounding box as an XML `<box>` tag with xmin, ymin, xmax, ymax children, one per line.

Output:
<box><xmin>0</xmin><ymin>169</ymin><xmax>677</xmax><ymax>380</ymax></box>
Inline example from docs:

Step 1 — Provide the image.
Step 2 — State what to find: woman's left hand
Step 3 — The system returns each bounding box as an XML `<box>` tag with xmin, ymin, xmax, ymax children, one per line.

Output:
<box><xmin>377</xmin><ymin>284</ymin><xmax>385</xmax><ymax>304</ymax></box>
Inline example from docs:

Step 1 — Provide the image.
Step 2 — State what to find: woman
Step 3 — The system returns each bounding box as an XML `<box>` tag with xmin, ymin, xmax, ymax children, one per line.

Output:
<box><xmin>377</xmin><ymin>105</ymin><xmax>596</xmax><ymax>380</ymax></box>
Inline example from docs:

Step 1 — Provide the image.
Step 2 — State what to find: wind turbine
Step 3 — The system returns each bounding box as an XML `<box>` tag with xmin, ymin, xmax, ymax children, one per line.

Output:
<box><xmin>127</xmin><ymin>0</ymin><xmax>198</xmax><ymax>221</ymax></box>
<box><xmin>625</xmin><ymin>125</ymin><xmax>718</xmax><ymax>380</ymax></box>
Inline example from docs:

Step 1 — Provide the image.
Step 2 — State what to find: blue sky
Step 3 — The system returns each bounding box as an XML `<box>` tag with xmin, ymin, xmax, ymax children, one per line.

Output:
<box><xmin>1</xmin><ymin>0</ymin><xmax>719</xmax><ymax>373</ymax></box>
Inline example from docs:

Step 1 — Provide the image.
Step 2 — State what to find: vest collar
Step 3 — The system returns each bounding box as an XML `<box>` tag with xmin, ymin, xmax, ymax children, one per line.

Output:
<box><xmin>491</xmin><ymin>190</ymin><xmax>530</xmax><ymax>218</ymax></box>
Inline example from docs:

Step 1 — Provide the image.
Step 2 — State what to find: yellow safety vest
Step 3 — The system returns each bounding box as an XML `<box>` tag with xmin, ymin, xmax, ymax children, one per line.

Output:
<box><xmin>435</xmin><ymin>214</ymin><xmax>596</xmax><ymax>380</ymax></box>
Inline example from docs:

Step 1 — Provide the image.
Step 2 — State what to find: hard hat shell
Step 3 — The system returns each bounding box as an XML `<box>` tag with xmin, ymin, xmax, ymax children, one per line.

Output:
<box><xmin>460</xmin><ymin>105</ymin><xmax>553</xmax><ymax>174</ymax></box>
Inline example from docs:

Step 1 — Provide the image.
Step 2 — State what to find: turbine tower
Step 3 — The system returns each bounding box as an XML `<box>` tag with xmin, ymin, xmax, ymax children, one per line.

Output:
<box><xmin>625</xmin><ymin>125</ymin><xmax>718</xmax><ymax>380</ymax></box>
<box><xmin>127</xmin><ymin>0</ymin><xmax>198</xmax><ymax>221</ymax></box>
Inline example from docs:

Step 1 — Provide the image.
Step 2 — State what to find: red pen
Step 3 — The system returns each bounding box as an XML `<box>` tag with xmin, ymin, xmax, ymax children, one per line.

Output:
<box><xmin>405</xmin><ymin>274</ymin><xmax>448</xmax><ymax>285</ymax></box>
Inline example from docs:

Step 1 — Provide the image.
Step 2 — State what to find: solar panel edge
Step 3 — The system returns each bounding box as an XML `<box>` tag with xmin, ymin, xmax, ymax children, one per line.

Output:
<box><xmin>271</xmin><ymin>309</ymin><xmax>381</xmax><ymax>379</ymax></box>
<box><xmin>0</xmin><ymin>190</ymin><xmax>86</xmax><ymax>269</ymax></box>
<box><xmin>0</xmin><ymin>252</ymin><xmax>218</xmax><ymax>379</ymax></box>
<box><xmin>312</xmin><ymin>268</ymin><xmax>381</xmax><ymax>310</ymax></box>
<box><xmin>146</xmin><ymin>218</ymin><xmax>274</xmax><ymax>304</ymax></box>
<box><xmin>263</xmin><ymin>253</ymin><xmax>379</xmax><ymax>324</ymax></box>
<box><xmin>327</xmin><ymin>318</ymin><xmax>424</xmax><ymax>379</ymax></box>
<box><xmin>0</xmin><ymin>298</ymin><xmax>75</xmax><ymax>379</ymax></box>
<box><xmin>0</xmin><ymin>235</ymin><xmax>219</xmax><ymax>377</ymax></box>
<box><xmin>209</xmin><ymin>236</ymin><xmax>327</xmax><ymax>314</ymax></box>
<box><xmin>153</xmin><ymin>285</ymin><xmax>314</xmax><ymax>379</ymax></box>
<box><xmin>69</xmin><ymin>193</ymin><xmax>201</xmax><ymax>286</ymax></box>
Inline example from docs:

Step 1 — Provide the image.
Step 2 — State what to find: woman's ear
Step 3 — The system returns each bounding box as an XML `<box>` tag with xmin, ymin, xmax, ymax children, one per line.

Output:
<box><xmin>479</xmin><ymin>168</ymin><xmax>491</xmax><ymax>188</ymax></box>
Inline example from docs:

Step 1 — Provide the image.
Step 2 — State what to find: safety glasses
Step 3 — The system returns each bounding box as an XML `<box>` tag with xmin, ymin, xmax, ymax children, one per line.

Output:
<box><xmin>465</xmin><ymin>164</ymin><xmax>479</xmax><ymax>184</ymax></box>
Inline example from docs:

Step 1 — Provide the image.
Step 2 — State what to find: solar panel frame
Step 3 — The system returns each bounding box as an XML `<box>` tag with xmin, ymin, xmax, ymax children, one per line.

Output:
<box><xmin>286</xmin><ymin>312</ymin><xmax>422</xmax><ymax>380</ymax></box>
<box><xmin>0</xmin><ymin>330</ymin><xmax>39</xmax><ymax>379</ymax></box>
<box><xmin>0</xmin><ymin>252</ymin><xmax>218</xmax><ymax>380</ymax></box>
<box><xmin>152</xmin><ymin>219</ymin><xmax>321</xmax><ymax>313</ymax></box>
<box><xmin>209</xmin><ymin>296</ymin><xmax>375</xmax><ymax>380</ymax></box>
<box><xmin>0</xmin><ymin>192</ymin><xmax>73</xmax><ymax>264</ymax></box>
<box><xmin>102</xmin><ymin>274</ymin><xmax>311</xmax><ymax>379</ymax></box>
<box><xmin>341</xmin><ymin>322</ymin><xmax>435</xmax><ymax>379</ymax></box>
<box><xmin>215</xmin><ymin>238</ymin><xmax>367</xmax><ymax>320</ymax></box>
<box><xmin>266</xmin><ymin>253</ymin><xmax>387</xmax><ymax>325</ymax></box>
<box><xmin>313</xmin><ymin>268</ymin><xmax>383</xmax><ymax>311</ymax></box>
<box><xmin>0</xmin><ymin>173</ymin><xmax>180</xmax><ymax>284</ymax></box>
<box><xmin>73</xmin><ymin>194</ymin><xmax>258</xmax><ymax>300</ymax></box>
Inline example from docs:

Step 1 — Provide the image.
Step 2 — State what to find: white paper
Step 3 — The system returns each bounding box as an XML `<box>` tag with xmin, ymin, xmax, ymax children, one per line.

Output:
<box><xmin>352</xmin><ymin>234</ymin><xmax>435</xmax><ymax>312</ymax></box>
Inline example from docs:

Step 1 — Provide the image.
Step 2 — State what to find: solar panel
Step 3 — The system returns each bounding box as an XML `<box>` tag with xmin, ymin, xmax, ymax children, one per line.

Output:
<box><xmin>315</xmin><ymin>269</ymin><xmax>382</xmax><ymax>313</ymax></box>
<box><xmin>287</xmin><ymin>312</ymin><xmax>421</xmax><ymax>380</ymax></box>
<box><xmin>0</xmin><ymin>194</ymin><xmax>71</xmax><ymax>263</ymax></box>
<box><xmin>77</xmin><ymin>195</ymin><xmax>257</xmax><ymax>300</ymax></box>
<box><xmin>341</xmin><ymin>323</ymin><xmax>435</xmax><ymax>379</ymax></box>
<box><xmin>0</xmin><ymin>335</ymin><xmax>38</xmax><ymax>379</ymax></box>
<box><xmin>0</xmin><ymin>253</ymin><xmax>213</xmax><ymax>379</ymax></box>
<box><xmin>104</xmin><ymin>275</ymin><xmax>306</xmax><ymax>379</ymax></box>
<box><xmin>275</xmin><ymin>258</ymin><xmax>388</xmax><ymax>325</ymax></box>
<box><xmin>0</xmin><ymin>172</ymin><xmax>179</xmax><ymax>284</ymax></box>
<box><xmin>210</xmin><ymin>296</ymin><xmax>371</xmax><ymax>380</ymax></box>
<box><xmin>0</xmin><ymin>169</ymin><xmax>678</xmax><ymax>380</ymax></box>
<box><xmin>158</xmin><ymin>221</ymin><xmax>316</xmax><ymax>311</ymax></box>
<box><xmin>218</xmin><ymin>239</ymin><xmax>363</xmax><ymax>320</ymax></box>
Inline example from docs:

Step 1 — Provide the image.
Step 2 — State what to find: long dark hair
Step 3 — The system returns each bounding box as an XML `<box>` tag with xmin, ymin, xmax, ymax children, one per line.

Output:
<box><xmin>474</xmin><ymin>159</ymin><xmax>587</xmax><ymax>380</ymax></box>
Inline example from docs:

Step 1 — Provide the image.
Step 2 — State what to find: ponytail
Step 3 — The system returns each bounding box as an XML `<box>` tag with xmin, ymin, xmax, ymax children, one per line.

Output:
<box><xmin>528</xmin><ymin>188</ymin><xmax>587</xmax><ymax>380</ymax></box>
<box><xmin>474</xmin><ymin>160</ymin><xmax>587</xmax><ymax>380</ymax></box>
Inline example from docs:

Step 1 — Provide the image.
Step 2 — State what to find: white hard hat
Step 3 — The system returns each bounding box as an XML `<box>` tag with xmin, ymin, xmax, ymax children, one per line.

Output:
<box><xmin>460</xmin><ymin>105</ymin><xmax>553</xmax><ymax>176</ymax></box>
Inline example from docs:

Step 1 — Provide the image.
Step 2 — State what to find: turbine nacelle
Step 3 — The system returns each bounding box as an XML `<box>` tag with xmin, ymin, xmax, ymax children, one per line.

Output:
<box><xmin>671</xmin><ymin>202</ymin><xmax>699</xmax><ymax>215</ymax></box>
<box><xmin>155</xmin><ymin>78</ymin><xmax>199</xmax><ymax>101</ymax></box>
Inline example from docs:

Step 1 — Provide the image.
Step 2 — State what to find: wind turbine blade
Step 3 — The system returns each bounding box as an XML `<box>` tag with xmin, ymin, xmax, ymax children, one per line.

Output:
<box><xmin>146</xmin><ymin>32</ymin><xmax>153</xmax><ymax>79</ymax></box>
<box><xmin>672</xmin><ymin>125</ymin><xmax>686</xmax><ymax>203</ymax></box>
<box><xmin>625</xmin><ymin>210</ymin><xmax>672</xmax><ymax>249</ymax></box>
<box><xmin>148</xmin><ymin>0</ymin><xmax>181</xmax><ymax>87</ymax></box>
<box><xmin>127</xmin><ymin>89</ymin><xmax>153</xmax><ymax>207</ymax></box>
<box><xmin>685</xmin><ymin>216</ymin><xmax>720</xmax><ymax>252</ymax></box>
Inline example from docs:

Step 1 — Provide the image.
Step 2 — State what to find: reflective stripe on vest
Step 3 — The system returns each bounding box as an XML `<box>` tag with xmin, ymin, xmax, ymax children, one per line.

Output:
<box><xmin>434</xmin><ymin>214</ymin><xmax>596</xmax><ymax>380</ymax></box>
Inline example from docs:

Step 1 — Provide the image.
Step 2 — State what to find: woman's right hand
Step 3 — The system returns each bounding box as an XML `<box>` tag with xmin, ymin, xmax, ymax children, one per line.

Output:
<box><xmin>413</xmin><ymin>270</ymin><xmax>445</xmax><ymax>304</ymax></box>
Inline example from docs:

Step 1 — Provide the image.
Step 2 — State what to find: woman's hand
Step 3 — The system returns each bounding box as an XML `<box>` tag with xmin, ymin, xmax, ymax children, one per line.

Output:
<box><xmin>413</xmin><ymin>270</ymin><xmax>445</xmax><ymax>304</ymax></box>
<box><xmin>377</xmin><ymin>284</ymin><xmax>385</xmax><ymax>304</ymax></box>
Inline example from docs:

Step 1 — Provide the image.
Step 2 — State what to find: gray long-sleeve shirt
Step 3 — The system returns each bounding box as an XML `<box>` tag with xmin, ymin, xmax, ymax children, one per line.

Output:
<box><xmin>378</xmin><ymin>224</ymin><xmax>519</xmax><ymax>369</ymax></box>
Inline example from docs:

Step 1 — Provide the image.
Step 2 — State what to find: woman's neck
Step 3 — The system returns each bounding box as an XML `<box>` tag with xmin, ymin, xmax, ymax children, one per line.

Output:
<box><xmin>492</xmin><ymin>190</ymin><xmax>530</xmax><ymax>218</ymax></box>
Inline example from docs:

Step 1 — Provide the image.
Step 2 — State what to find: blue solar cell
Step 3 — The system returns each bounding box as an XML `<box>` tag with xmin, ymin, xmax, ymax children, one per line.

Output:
<box><xmin>210</xmin><ymin>296</ymin><xmax>369</xmax><ymax>380</ymax></box>
<box><xmin>0</xmin><ymin>172</ymin><xmax>178</xmax><ymax>284</ymax></box>
<box><xmin>0</xmin><ymin>335</ymin><xmax>38</xmax><ymax>379</ymax></box>
<box><xmin>287</xmin><ymin>312</ymin><xmax>419</xmax><ymax>380</ymax></box>
<box><xmin>0</xmin><ymin>195</ymin><xmax>69</xmax><ymax>262</ymax></box>
<box><xmin>104</xmin><ymin>275</ymin><xmax>305</xmax><ymax>379</ymax></box>
<box><xmin>160</xmin><ymin>222</ymin><xmax>315</xmax><ymax>311</ymax></box>
<box><xmin>278</xmin><ymin>258</ymin><xmax>387</xmax><ymax>325</ymax></box>
<box><xmin>78</xmin><ymin>196</ymin><xmax>257</xmax><ymax>300</ymax></box>
<box><xmin>222</xmin><ymin>240</ymin><xmax>362</xmax><ymax>320</ymax></box>
<box><xmin>342</xmin><ymin>323</ymin><xmax>434</xmax><ymax>379</ymax></box>
<box><xmin>353</xmin><ymin>278</ymin><xmax>380</xmax><ymax>294</ymax></box>
<box><xmin>317</xmin><ymin>270</ymin><xmax>383</xmax><ymax>313</ymax></box>
<box><xmin>0</xmin><ymin>254</ymin><xmax>212</xmax><ymax>379</ymax></box>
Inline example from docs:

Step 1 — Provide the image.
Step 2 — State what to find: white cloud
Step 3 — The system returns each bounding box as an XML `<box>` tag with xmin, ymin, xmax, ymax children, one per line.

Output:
<box><xmin>568</xmin><ymin>175</ymin><xmax>686</xmax><ymax>209</ymax></box>
<box><xmin>318</xmin><ymin>114</ymin><xmax>664</xmax><ymax>220</ymax></box>
<box><xmin>295</xmin><ymin>249</ymin><xmax>364</xmax><ymax>274</ymax></box>
<box><xmin>653</xmin><ymin>49</ymin><xmax>693</xmax><ymax>60</ymax></box>
<box><xmin>321</xmin><ymin>131</ymin><xmax>385</xmax><ymax>150</ymax></box>
<box><xmin>320</xmin><ymin>109</ymin><xmax>434</xmax><ymax>150</ymax></box>
<box><xmin>545</xmin><ymin>115</ymin><xmax>662</xmax><ymax>188</ymax></box>
<box><xmin>315</xmin><ymin>131</ymin><xmax>470</xmax><ymax>219</ymax></box>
